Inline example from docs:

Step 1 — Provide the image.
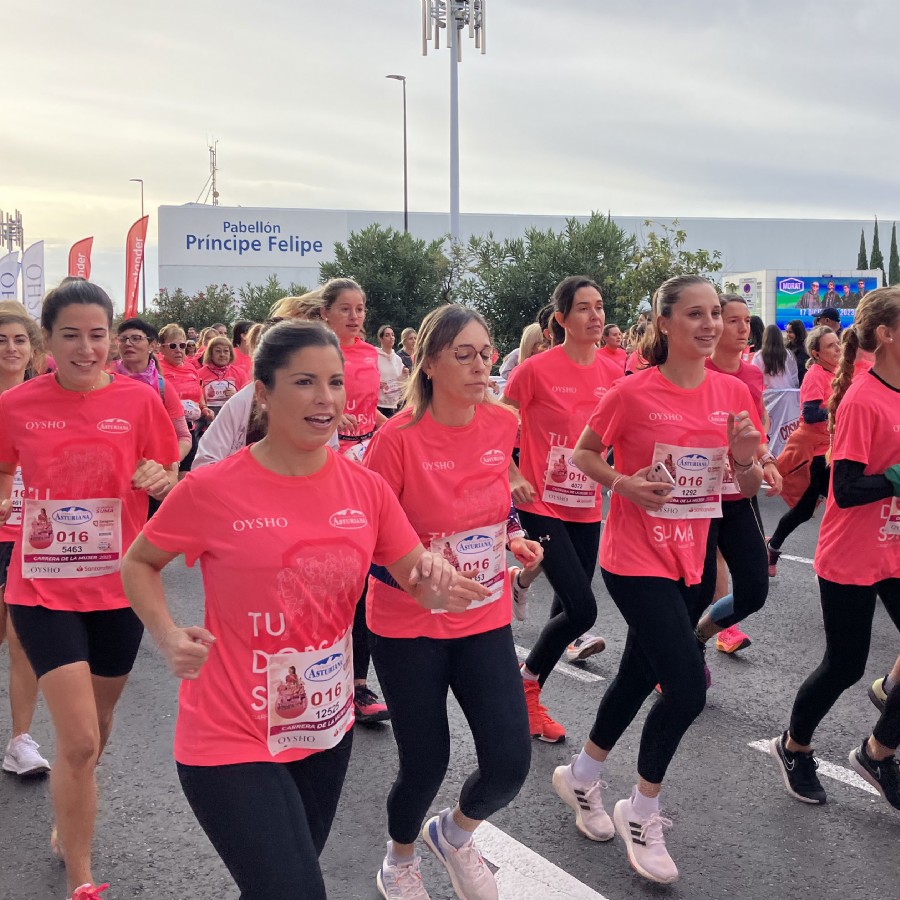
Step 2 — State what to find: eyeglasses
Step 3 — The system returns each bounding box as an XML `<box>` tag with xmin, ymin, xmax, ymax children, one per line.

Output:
<box><xmin>451</xmin><ymin>345</ymin><xmax>495</xmax><ymax>366</ymax></box>
<box><xmin>117</xmin><ymin>334</ymin><xmax>146</xmax><ymax>344</ymax></box>
<box><xmin>167</xmin><ymin>342</ymin><xmax>187</xmax><ymax>350</ymax></box>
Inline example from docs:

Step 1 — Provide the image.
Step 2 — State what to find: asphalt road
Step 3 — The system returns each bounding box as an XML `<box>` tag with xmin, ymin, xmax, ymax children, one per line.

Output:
<box><xmin>2</xmin><ymin>495</ymin><xmax>898</xmax><ymax>899</ymax></box>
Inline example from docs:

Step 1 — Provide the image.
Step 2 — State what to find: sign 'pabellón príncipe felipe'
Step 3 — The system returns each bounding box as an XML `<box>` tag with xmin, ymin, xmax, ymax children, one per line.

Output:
<box><xmin>186</xmin><ymin>219</ymin><xmax>323</xmax><ymax>257</ymax></box>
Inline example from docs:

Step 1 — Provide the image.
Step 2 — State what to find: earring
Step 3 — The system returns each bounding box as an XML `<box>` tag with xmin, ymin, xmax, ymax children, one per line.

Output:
<box><xmin>260</xmin><ymin>403</ymin><xmax>267</xmax><ymax>410</ymax></box>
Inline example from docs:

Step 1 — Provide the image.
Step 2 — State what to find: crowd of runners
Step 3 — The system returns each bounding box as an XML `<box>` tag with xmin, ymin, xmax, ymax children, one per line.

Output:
<box><xmin>0</xmin><ymin>273</ymin><xmax>897</xmax><ymax>899</ymax></box>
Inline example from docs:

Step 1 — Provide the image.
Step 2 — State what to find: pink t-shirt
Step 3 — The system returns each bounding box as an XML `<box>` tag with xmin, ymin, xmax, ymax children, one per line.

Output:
<box><xmin>600</xmin><ymin>345</ymin><xmax>627</xmax><ymax>371</ymax></box>
<box><xmin>363</xmin><ymin>402</ymin><xmax>518</xmax><ymax>639</ymax></box>
<box><xmin>705</xmin><ymin>358</ymin><xmax>764</xmax><ymax>417</ymax></box>
<box><xmin>626</xmin><ymin>349</ymin><xmax>650</xmax><ymax>374</ymax></box>
<box><xmin>197</xmin><ymin>363</ymin><xmax>249</xmax><ymax>407</ymax></box>
<box><xmin>0</xmin><ymin>375</ymin><xmax>180</xmax><ymax>611</ymax></box>
<box><xmin>588</xmin><ymin>367</ymin><xmax>760</xmax><ymax>585</ymax></box>
<box><xmin>815</xmin><ymin>373</ymin><xmax>900</xmax><ymax>585</ymax></box>
<box><xmin>233</xmin><ymin>347</ymin><xmax>253</xmax><ymax>377</ymax></box>
<box><xmin>503</xmin><ymin>345</ymin><xmax>622</xmax><ymax>522</ymax></box>
<box><xmin>339</xmin><ymin>339</ymin><xmax>381</xmax><ymax>448</ymax></box>
<box><xmin>160</xmin><ymin>359</ymin><xmax>204</xmax><ymax>407</ymax></box>
<box><xmin>800</xmin><ymin>363</ymin><xmax>835</xmax><ymax>452</ymax></box>
<box><xmin>143</xmin><ymin>446</ymin><xmax>419</xmax><ymax>766</ymax></box>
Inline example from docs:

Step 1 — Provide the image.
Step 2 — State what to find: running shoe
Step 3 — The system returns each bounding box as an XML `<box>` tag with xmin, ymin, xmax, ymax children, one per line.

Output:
<box><xmin>768</xmin><ymin>732</ymin><xmax>826</xmax><ymax>804</ymax></box>
<box><xmin>848</xmin><ymin>742</ymin><xmax>900</xmax><ymax>811</ymax></box>
<box><xmin>354</xmin><ymin>686</ymin><xmax>391</xmax><ymax>724</ymax></box>
<box><xmin>508</xmin><ymin>566</ymin><xmax>528</xmax><ymax>623</ymax></box>
<box><xmin>766</xmin><ymin>540</ymin><xmax>781</xmax><ymax>577</ymax></box>
<box><xmin>612</xmin><ymin>795</ymin><xmax>678</xmax><ymax>884</ymax></box>
<box><xmin>715</xmin><ymin>624</ymin><xmax>752</xmax><ymax>655</ymax></box>
<box><xmin>2</xmin><ymin>733</ymin><xmax>50</xmax><ymax>776</ymax></box>
<box><xmin>868</xmin><ymin>676</ymin><xmax>888</xmax><ymax>714</ymax></box>
<box><xmin>377</xmin><ymin>849</ymin><xmax>431</xmax><ymax>899</ymax></box>
<box><xmin>522</xmin><ymin>678</ymin><xmax>566</xmax><ymax>743</ymax></box>
<box><xmin>565</xmin><ymin>634</ymin><xmax>606</xmax><ymax>663</ymax></box>
<box><xmin>69</xmin><ymin>884</ymin><xmax>109</xmax><ymax>900</ymax></box>
<box><xmin>422</xmin><ymin>810</ymin><xmax>498</xmax><ymax>900</ymax></box>
<box><xmin>552</xmin><ymin>759</ymin><xmax>614</xmax><ymax>841</ymax></box>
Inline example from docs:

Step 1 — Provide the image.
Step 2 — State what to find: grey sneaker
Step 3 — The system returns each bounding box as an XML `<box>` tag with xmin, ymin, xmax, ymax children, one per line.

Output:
<box><xmin>422</xmin><ymin>810</ymin><xmax>498</xmax><ymax>900</ymax></box>
<box><xmin>552</xmin><ymin>759</ymin><xmax>614</xmax><ymax>841</ymax></box>
<box><xmin>2</xmin><ymin>734</ymin><xmax>50</xmax><ymax>776</ymax></box>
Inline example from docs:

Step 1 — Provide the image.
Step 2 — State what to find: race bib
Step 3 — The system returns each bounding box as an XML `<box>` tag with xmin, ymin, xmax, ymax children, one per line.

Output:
<box><xmin>342</xmin><ymin>438</ymin><xmax>371</xmax><ymax>465</ymax></box>
<box><xmin>21</xmin><ymin>498</ymin><xmax>122</xmax><ymax>579</ymax></box>
<box><xmin>182</xmin><ymin>399</ymin><xmax>201</xmax><ymax>422</ymax></box>
<box><xmin>647</xmin><ymin>443</ymin><xmax>726</xmax><ymax>520</ymax></box>
<box><xmin>382</xmin><ymin>380</ymin><xmax>403</xmax><ymax>404</ymax></box>
<box><xmin>429</xmin><ymin>521</ymin><xmax>506</xmax><ymax>613</ymax></box>
<box><xmin>7</xmin><ymin>467</ymin><xmax>24</xmax><ymax>527</ymax></box>
<box><xmin>542</xmin><ymin>446</ymin><xmax>599</xmax><ymax>508</ymax></box>
<box><xmin>884</xmin><ymin>497</ymin><xmax>900</xmax><ymax>537</ymax></box>
<box><xmin>206</xmin><ymin>379</ymin><xmax>232</xmax><ymax>404</ymax></box>
<box><xmin>266</xmin><ymin>629</ymin><xmax>354</xmax><ymax>755</ymax></box>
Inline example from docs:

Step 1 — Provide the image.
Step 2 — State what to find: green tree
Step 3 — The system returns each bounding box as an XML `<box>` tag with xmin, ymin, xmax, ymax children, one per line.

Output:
<box><xmin>620</xmin><ymin>220</ymin><xmax>723</xmax><ymax>320</ymax></box>
<box><xmin>237</xmin><ymin>275</ymin><xmax>310</xmax><ymax>322</ymax></box>
<box><xmin>145</xmin><ymin>284</ymin><xmax>238</xmax><ymax>331</ymax></box>
<box><xmin>457</xmin><ymin>212</ymin><xmax>636</xmax><ymax>350</ymax></box>
<box><xmin>870</xmin><ymin>217</ymin><xmax>885</xmax><ymax>276</ymax></box>
<box><xmin>857</xmin><ymin>229</ymin><xmax>868</xmax><ymax>270</ymax></box>
<box><xmin>889</xmin><ymin>223</ymin><xmax>900</xmax><ymax>286</ymax></box>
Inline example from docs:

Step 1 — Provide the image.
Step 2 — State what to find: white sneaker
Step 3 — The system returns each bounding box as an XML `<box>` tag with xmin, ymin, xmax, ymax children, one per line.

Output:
<box><xmin>377</xmin><ymin>845</ymin><xmax>431</xmax><ymax>899</ymax></box>
<box><xmin>509</xmin><ymin>566</ymin><xmax>528</xmax><ymax>622</ymax></box>
<box><xmin>3</xmin><ymin>734</ymin><xmax>50</xmax><ymax>776</ymax></box>
<box><xmin>422</xmin><ymin>810</ymin><xmax>498</xmax><ymax>900</ymax></box>
<box><xmin>613</xmin><ymin>795</ymin><xmax>678</xmax><ymax>884</ymax></box>
<box><xmin>552</xmin><ymin>759</ymin><xmax>614</xmax><ymax>841</ymax></box>
<box><xmin>565</xmin><ymin>633</ymin><xmax>606</xmax><ymax>662</ymax></box>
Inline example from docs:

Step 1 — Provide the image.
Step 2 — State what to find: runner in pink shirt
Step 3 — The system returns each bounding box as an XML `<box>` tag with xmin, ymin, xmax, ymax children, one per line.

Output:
<box><xmin>769</xmin><ymin>289</ymin><xmax>900</xmax><ymax>809</ymax></box>
<box><xmin>122</xmin><ymin>320</ymin><xmax>486</xmax><ymax>900</ymax></box>
<box><xmin>599</xmin><ymin>323</ymin><xmax>627</xmax><ymax>370</ymax></box>
<box><xmin>0</xmin><ymin>279</ymin><xmax>180</xmax><ymax>900</ymax></box>
<box><xmin>197</xmin><ymin>335</ymin><xmax>249</xmax><ymax>413</ymax></box>
<box><xmin>364</xmin><ymin>304</ymin><xmax>542</xmax><ymax>900</ymax></box>
<box><xmin>555</xmin><ymin>275</ymin><xmax>762</xmax><ymax>885</ymax></box>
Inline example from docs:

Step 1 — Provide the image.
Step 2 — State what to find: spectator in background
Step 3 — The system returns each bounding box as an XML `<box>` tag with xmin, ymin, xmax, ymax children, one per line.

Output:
<box><xmin>815</xmin><ymin>307</ymin><xmax>842</xmax><ymax>333</ymax></box>
<box><xmin>398</xmin><ymin>327</ymin><xmax>417</xmax><ymax>371</ymax></box>
<box><xmin>747</xmin><ymin>316</ymin><xmax>765</xmax><ymax>360</ymax></box>
<box><xmin>785</xmin><ymin>319</ymin><xmax>809</xmax><ymax>386</ymax></box>
<box><xmin>232</xmin><ymin>320</ymin><xmax>254</xmax><ymax>376</ymax></box>
<box><xmin>211</xmin><ymin>322</ymin><xmax>228</xmax><ymax>336</ymax></box>
<box><xmin>752</xmin><ymin>324</ymin><xmax>799</xmax><ymax>390</ymax></box>
<box><xmin>186</xmin><ymin>327</ymin><xmax>198</xmax><ymax>342</ymax></box>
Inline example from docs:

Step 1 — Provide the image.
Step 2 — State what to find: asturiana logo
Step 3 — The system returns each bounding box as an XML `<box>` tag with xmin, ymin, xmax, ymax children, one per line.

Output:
<box><xmin>304</xmin><ymin>653</ymin><xmax>344</xmax><ymax>683</ymax></box>
<box><xmin>52</xmin><ymin>506</ymin><xmax>93</xmax><ymax>526</ymax></box>
<box><xmin>457</xmin><ymin>534</ymin><xmax>494</xmax><ymax>554</ymax></box>
<box><xmin>677</xmin><ymin>453</ymin><xmax>709</xmax><ymax>471</ymax></box>
<box><xmin>329</xmin><ymin>509</ymin><xmax>367</xmax><ymax>529</ymax></box>
<box><xmin>480</xmin><ymin>449</ymin><xmax>505</xmax><ymax>467</ymax></box>
<box><xmin>97</xmin><ymin>418</ymin><xmax>131</xmax><ymax>434</ymax></box>
<box><xmin>779</xmin><ymin>278</ymin><xmax>805</xmax><ymax>294</ymax></box>
<box><xmin>708</xmin><ymin>410</ymin><xmax>730</xmax><ymax>425</ymax></box>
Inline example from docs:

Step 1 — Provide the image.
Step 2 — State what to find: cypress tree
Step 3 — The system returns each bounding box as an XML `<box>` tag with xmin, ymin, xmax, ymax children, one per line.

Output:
<box><xmin>870</xmin><ymin>216</ymin><xmax>885</xmax><ymax>276</ymax></box>
<box><xmin>890</xmin><ymin>223</ymin><xmax>900</xmax><ymax>285</ymax></box>
<box><xmin>857</xmin><ymin>229</ymin><xmax>868</xmax><ymax>270</ymax></box>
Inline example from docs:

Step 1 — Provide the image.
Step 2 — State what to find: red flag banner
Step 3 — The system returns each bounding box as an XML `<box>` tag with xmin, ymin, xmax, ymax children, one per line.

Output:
<box><xmin>67</xmin><ymin>237</ymin><xmax>94</xmax><ymax>279</ymax></box>
<box><xmin>124</xmin><ymin>216</ymin><xmax>148</xmax><ymax>318</ymax></box>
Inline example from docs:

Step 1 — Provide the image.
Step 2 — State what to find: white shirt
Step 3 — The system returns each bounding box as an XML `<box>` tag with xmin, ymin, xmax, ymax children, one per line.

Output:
<box><xmin>376</xmin><ymin>348</ymin><xmax>407</xmax><ymax>410</ymax></box>
<box><xmin>751</xmin><ymin>349</ymin><xmax>799</xmax><ymax>391</ymax></box>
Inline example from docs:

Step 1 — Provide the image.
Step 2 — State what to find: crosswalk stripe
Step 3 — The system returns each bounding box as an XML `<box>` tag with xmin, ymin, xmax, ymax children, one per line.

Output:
<box><xmin>514</xmin><ymin>644</ymin><xmax>605</xmax><ymax>684</ymax></box>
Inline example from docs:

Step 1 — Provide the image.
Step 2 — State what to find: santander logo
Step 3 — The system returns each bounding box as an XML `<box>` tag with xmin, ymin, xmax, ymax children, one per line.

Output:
<box><xmin>98</xmin><ymin>417</ymin><xmax>131</xmax><ymax>434</ymax></box>
<box><xmin>480</xmin><ymin>449</ymin><xmax>505</xmax><ymax>467</ymax></box>
<box><xmin>329</xmin><ymin>508</ymin><xmax>367</xmax><ymax>530</ymax></box>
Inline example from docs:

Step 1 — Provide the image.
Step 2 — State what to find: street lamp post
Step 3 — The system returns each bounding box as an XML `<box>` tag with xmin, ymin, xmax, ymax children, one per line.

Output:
<box><xmin>386</xmin><ymin>75</ymin><xmax>409</xmax><ymax>233</ymax></box>
<box><xmin>129</xmin><ymin>178</ymin><xmax>146</xmax><ymax>312</ymax></box>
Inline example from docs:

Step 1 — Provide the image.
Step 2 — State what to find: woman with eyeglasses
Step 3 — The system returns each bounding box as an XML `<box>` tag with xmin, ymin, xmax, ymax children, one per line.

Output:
<box><xmin>364</xmin><ymin>304</ymin><xmax>541</xmax><ymax>900</ymax></box>
<box><xmin>501</xmin><ymin>276</ymin><xmax>623</xmax><ymax>743</ymax></box>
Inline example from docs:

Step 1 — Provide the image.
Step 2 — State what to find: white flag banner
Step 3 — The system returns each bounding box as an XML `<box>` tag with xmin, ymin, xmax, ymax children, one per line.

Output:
<box><xmin>21</xmin><ymin>241</ymin><xmax>45</xmax><ymax>322</ymax></box>
<box><xmin>0</xmin><ymin>251</ymin><xmax>20</xmax><ymax>302</ymax></box>
<box><xmin>764</xmin><ymin>388</ymin><xmax>801</xmax><ymax>457</ymax></box>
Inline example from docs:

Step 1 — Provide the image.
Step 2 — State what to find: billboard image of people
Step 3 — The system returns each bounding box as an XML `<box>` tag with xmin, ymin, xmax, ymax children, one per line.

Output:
<box><xmin>775</xmin><ymin>275</ymin><xmax>879</xmax><ymax>329</ymax></box>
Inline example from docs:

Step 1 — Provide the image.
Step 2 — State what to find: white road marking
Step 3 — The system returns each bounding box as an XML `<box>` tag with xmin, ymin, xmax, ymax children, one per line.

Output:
<box><xmin>477</xmin><ymin>821</ymin><xmax>612</xmax><ymax>900</ymax></box>
<box><xmin>514</xmin><ymin>644</ymin><xmax>605</xmax><ymax>684</ymax></box>
<box><xmin>780</xmin><ymin>553</ymin><xmax>814</xmax><ymax>565</ymax></box>
<box><xmin>748</xmin><ymin>740</ymin><xmax>879</xmax><ymax>796</ymax></box>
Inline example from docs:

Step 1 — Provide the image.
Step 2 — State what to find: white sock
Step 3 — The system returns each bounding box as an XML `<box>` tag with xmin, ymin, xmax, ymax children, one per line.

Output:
<box><xmin>572</xmin><ymin>750</ymin><xmax>605</xmax><ymax>783</ymax></box>
<box><xmin>440</xmin><ymin>808</ymin><xmax>473</xmax><ymax>849</ymax></box>
<box><xmin>630</xmin><ymin>786</ymin><xmax>660</xmax><ymax>820</ymax></box>
<box><xmin>520</xmin><ymin>666</ymin><xmax>539</xmax><ymax>682</ymax></box>
<box><xmin>386</xmin><ymin>840</ymin><xmax>415</xmax><ymax>867</ymax></box>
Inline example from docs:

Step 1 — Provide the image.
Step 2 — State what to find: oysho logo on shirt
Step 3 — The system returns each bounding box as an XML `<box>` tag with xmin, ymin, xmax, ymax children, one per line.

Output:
<box><xmin>329</xmin><ymin>508</ymin><xmax>368</xmax><ymax>529</ymax></box>
<box><xmin>97</xmin><ymin>418</ymin><xmax>131</xmax><ymax>434</ymax></box>
<box><xmin>304</xmin><ymin>653</ymin><xmax>344</xmax><ymax>683</ymax></box>
<box><xmin>25</xmin><ymin>420</ymin><xmax>66</xmax><ymax>430</ymax></box>
<box><xmin>52</xmin><ymin>506</ymin><xmax>93</xmax><ymax>525</ymax></box>
<box><xmin>708</xmin><ymin>410</ymin><xmax>730</xmax><ymax>425</ymax></box>
<box><xmin>422</xmin><ymin>460</ymin><xmax>456</xmax><ymax>471</ymax></box>
<box><xmin>457</xmin><ymin>534</ymin><xmax>494</xmax><ymax>554</ymax></box>
<box><xmin>480</xmin><ymin>449</ymin><xmax>505</xmax><ymax>467</ymax></box>
<box><xmin>232</xmin><ymin>517</ymin><xmax>289</xmax><ymax>531</ymax></box>
<box><xmin>649</xmin><ymin>412</ymin><xmax>683</xmax><ymax>422</ymax></box>
<box><xmin>677</xmin><ymin>453</ymin><xmax>709</xmax><ymax>471</ymax></box>
<box><xmin>551</xmin><ymin>386</ymin><xmax>577</xmax><ymax>394</ymax></box>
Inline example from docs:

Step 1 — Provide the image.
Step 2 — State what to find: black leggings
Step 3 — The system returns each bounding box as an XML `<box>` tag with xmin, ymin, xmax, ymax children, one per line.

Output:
<box><xmin>371</xmin><ymin>625</ymin><xmax>531</xmax><ymax>845</ymax></box>
<box><xmin>352</xmin><ymin>581</ymin><xmax>370</xmax><ymax>682</ymax></box>
<box><xmin>877</xmin><ymin>678</ymin><xmax>900</xmax><ymax>751</ymax></box>
<box><xmin>709</xmin><ymin>497</ymin><xmax>769</xmax><ymax>627</ymax></box>
<box><xmin>789</xmin><ymin>577</ymin><xmax>900</xmax><ymax>747</ymax></box>
<box><xmin>770</xmin><ymin>454</ymin><xmax>830</xmax><ymax>550</ymax></box>
<box><xmin>590</xmin><ymin>545</ymin><xmax>717</xmax><ymax>785</ymax></box>
<box><xmin>177</xmin><ymin>730</ymin><xmax>353</xmax><ymax>900</ymax></box>
<box><xmin>517</xmin><ymin>511</ymin><xmax>602</xmax><ymax>686</ymax></box>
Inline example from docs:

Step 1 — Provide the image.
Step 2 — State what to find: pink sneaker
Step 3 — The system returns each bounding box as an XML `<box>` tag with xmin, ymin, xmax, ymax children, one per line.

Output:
<box><xmin>69</xmin><ymin>884</ymin><xmax>109</xmax><ymax>900</ymax></box>
<box><xmin>354</xmin><ymin>685</ymin><xmax>390</xmax><ymax>724</ymax></box>
<box><xmin>716</xmin><ymin>624</ymin><xmax>752</xmax><ymax>654</ymax></box>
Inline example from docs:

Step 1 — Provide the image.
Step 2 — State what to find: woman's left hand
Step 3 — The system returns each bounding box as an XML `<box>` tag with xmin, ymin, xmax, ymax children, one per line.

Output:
<box><xmin>727</xmin><ymin>411</ymin><xmax>761</xmax><ymax>466</ymax></box>
<box><xmin>763</xmin><ymin>462</ymin><xmax>783</xmax><ymax>496</ymax></box>
<box><xmin>408</xmin><ymin>551</ymin><xmax>490</xmax><ymax>612</ymax></box>
<box><xmin>509</xmin><ymin>537</ymin><xmax>542</xmax><ymax>570</ymax></box>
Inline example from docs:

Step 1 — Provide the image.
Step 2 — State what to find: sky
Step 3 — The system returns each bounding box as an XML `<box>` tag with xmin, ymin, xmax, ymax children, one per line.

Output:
<box><xmin>4</xmin><ymin>0</ymin><xmax>900</xmax><ymax>302</ymax></box>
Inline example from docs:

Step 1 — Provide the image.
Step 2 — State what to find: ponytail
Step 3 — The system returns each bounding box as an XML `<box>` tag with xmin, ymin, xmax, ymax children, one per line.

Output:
<box><xmin>828</xmin><ymin>327</ymin><xmax>858</xmax><ymax>431</ymax></box>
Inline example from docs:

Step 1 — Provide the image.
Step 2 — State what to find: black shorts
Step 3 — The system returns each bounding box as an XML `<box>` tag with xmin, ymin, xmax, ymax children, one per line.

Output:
<box><xmin>8</xmin><ymin>604</ymin><xmax>144</xmax><ymax>679</ymax></box>
<box><xmin>0</xmin><ymin>541</ymin><xmax>13</xmax><ymax>588</ymax></box>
